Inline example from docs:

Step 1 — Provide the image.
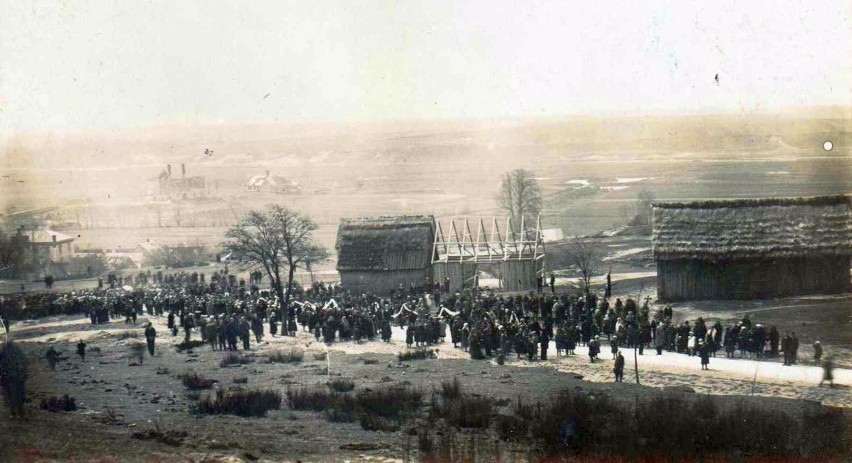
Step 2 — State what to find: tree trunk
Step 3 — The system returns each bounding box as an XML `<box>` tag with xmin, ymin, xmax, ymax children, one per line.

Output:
<box><xmin>284</xmin><ymin>264</ymin><xmax>296</xmax><ymax>315</ymax></box>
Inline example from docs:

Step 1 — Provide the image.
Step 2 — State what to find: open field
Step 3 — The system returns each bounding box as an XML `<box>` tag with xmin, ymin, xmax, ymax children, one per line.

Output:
<box><xmin>2</xmin><ymin>311</ymin><xmax>850</xmax><ymax>462</ymax></box>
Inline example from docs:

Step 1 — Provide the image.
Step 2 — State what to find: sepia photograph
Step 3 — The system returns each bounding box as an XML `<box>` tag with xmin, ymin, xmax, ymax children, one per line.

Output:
<box><xmin>1</xmin><ymin>1</ymin><xmax>850</xmax><ymax>462</ymax></box>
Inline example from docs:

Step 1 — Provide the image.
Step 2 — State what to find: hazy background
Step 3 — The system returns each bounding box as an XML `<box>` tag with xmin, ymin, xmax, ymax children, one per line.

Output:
<box><xmin>1</xmin><ymin>1</ymin><xmax>850</xmax><ymax>259</ymax></box>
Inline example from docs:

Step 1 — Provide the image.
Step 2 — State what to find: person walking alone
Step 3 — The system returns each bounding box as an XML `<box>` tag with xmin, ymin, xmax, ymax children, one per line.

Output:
<box><xmin>144</xmin><ymin>322</ymin><xmax>157</xmax><ymax>356</ymax></box>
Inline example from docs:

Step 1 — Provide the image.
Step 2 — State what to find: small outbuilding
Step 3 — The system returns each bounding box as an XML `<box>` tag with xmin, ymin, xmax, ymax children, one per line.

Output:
<box><xmin>652</xmin><ymin>195</ymin><xmax>852</xmax><ymax>301</ymax></box>
<box><xmin>335</xmin><ymin>216</ymin><xmax>436</xmax><ymax>294</ymax></box>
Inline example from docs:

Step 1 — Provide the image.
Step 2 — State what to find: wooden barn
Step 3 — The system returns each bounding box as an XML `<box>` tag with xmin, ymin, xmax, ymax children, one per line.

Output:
<box><xmin>335</xmin><ymin>216</ymin><xmax>436</xmax><ymax>294</ymax></box>
<box><xmin>653</xmin><ymin>195</ymin><xmax>852</xmax><ymax>301</ymax></box>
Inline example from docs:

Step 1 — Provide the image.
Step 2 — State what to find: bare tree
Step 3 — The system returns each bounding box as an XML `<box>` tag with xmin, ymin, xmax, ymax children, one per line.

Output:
<box><xmin>631</xmin><ymin>188</ymin><xmax>656</xmax><ymax>229</ymax></box>
<box><xmin>497</xmin><ymin>169</ymin><xmax>542</xmax><ymax>228</ymax></box>
<box><xmin>0</xmin><ymin>231</ymin><xmax>31</xmax><ymax>278</ymax></box>
<box><xmin>567</xmin><ymin>235</ymin><xmax>601</xmax><ymax>299</ymax></box>
<box><xmin>222</xmin><ymin>205</ymin><xmax>328</xmax><ymax>310</ymax></box>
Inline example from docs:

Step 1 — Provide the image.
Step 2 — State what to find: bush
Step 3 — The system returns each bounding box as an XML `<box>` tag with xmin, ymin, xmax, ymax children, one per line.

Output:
<box><xmin>495</xmin><ymin>414</ymin><xmax>529</xmax><ymax>441</ymax></box>
<box><xmin>438</xmin><ymin>377</ymin><xmax>461</xmax><ymax>399</ymax></box>
<box><xmin>131</xmin><ymin>419</ymin><xmax>187</xmax><ymax>447</ymax></box>
<box><xmin>266</xmin><ymin>350</ymin><xmax>304</xmax><ymax>364</ymax></box>
<box><xmin>40</xmin><ymin>395</ymin><xmax>77</xmax><ymax>412</ymax></box>
<box><xmin>180</xmin><ymin>371</ymin><xmax>216</xmax><ymax>390</ymax></box>
<box><xmin>286</xmin><ymin>385</ymin><xmax>423</xmax><ymax>431</ymax></box>
<box><xmin>328</xmin><ymin>378</ymin><xmax>355</xmax><ymax>393</ymax></box>
<box><xmin>175</xmin><ymin>340</ymin><xmax>206</xmax><ymax>352</ymax></box>
<box><xmin>313</xmin><ymin>351</ymin><xmax>328</xmax><ymax>361</ymax></box>
<box><xmin>286</xmin><ymin>387</ymin><xmax>338</xmax><ymax>412</ymax></box>
<box><xmin>195</xmin><ymin>389</ymin><xmax>282</xmax><ymax>417</ymax></box>
<box><xmin>430</xmin><ymin>393</ymin><xmax>493</xmax><ymax>429</ymax></box>
<box><xmin>220</xmin><ymin>353</ymin><xmax>254</xmax><ymax>367</ymax></box>
<box><xmin>359</xmin><ymin>414</ymin><xmax>399</xmax><ymax>432</ymax></box>
<box><xmin>490</xmin><ymin>390</ymin><xmax>852</xmax><ymax>459</ymax></box>
<box><xmin>397</xmin><ymin>349</ymin><xmax>436</xmax><ymax>362</ymax></box>
<box><xmin>355</xmin><ymin>386</ymin><xmax>423</xmax><ymax>421</ymax></box>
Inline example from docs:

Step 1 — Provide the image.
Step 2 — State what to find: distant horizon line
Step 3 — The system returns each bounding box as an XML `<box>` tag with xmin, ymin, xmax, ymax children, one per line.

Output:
<box><xmin>2</xmin><ymin>104</ymin><xmax>850</xmax><ymax>141</ymax></box>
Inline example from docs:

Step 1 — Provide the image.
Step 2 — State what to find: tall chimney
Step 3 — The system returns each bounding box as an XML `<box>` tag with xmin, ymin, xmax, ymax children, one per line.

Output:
<box><xmin>266</xmin><ymin>170</ymin><xmax>270</xmax><ymax>178</ymax></box>
<box><xmin>52</xmin><ymin>235</ymin><xmax>57</xmax><ymax>243</ymax></box>
<box><xmin>182</xmin><ymin>163</ymin><xmax>186</xmax><ymax>178</ymax></box>
<box><xmin>167</xmin><ymin>164</ymin><xmax>172</xmax><ymax>177</ymax></box>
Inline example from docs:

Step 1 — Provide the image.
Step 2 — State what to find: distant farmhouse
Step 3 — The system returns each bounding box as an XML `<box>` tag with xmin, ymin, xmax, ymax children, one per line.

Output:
<box><xmin>336</xmin><ymin>216</ymin><xmax>436</xmax><ymax>294</ymax></box>
<box><xmin>158</xmin><ymin>164</ymin><xmax>205</xmax><ymax>200</ymax></box>
<box><xmin>652</xmin><ymin>195</ymin><xmax>852</xmax><ymax>301</ymax></box>
<box><xmin>246</xmin><ymin>170</ymin><xmax>302</xmax><ymax>194</ymax></box>
<box><xmin>14</xmin><ymin>227</ymin><xmax>75</xmax><ymax>277</ymax></box>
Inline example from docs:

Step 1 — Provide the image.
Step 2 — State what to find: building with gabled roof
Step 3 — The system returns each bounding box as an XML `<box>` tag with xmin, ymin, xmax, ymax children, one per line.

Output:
<box><xmin>652</xmin><ymin>195</ymin><xmax>852</xmax><ymax>301</ymax></box>
<box><xmin>335</xmin><ymin>216</ymin><xmax>436</xmax><ymax>294</ymax></box>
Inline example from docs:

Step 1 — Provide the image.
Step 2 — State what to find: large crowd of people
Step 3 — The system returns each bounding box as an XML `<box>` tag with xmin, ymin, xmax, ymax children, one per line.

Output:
<box><xmin>0</xmin><ymin>269</ymin><xmax>827</xmax><ymax>375</ymax></box>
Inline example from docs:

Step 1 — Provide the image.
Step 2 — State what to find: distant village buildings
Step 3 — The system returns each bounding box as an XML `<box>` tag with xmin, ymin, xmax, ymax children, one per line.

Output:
<box><xmin>652</xmin><ymin>195</ymin><xmax>852</xmax><ymax>301</ymax></box>
<box><xmin>158</xmin><ymin>164</ymin><xmax>205</xmax><ymax>200</ymax></box>
<box><xmin>246</xmin><ymin>170</ymin><xmax>302</xmax><ymax>194</ymax></box>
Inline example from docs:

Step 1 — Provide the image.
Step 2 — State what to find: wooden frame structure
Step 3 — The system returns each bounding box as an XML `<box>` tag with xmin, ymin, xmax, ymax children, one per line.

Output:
<box><xmin>431</xmin><ymin>216</ymin><xmax>546</xmax><ymax>292</ymax></box>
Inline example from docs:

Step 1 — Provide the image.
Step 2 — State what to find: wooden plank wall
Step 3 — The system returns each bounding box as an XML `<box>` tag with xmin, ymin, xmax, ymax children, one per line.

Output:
<box><xmin>657</xmin><ymin>255</ymin><xmax>852</xmax><ymax>301</ymax></box>
<box><xmin>339</xmin><ymin>269</ymin><xmax>430</xmax><ymax>295</ymax></box>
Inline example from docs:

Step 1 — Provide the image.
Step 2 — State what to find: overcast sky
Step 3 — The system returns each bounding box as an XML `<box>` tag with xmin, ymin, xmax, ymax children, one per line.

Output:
<box><xmin>1</xmin><ymin>1</ymin><xmax>850</xmax><ymax>132</ymax></box>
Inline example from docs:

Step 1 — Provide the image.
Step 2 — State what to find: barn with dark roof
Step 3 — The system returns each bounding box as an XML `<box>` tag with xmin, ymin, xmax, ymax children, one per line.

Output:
<box><xmin>652</xmin><ymin>195</ymin><xmax>852</xmax><ymax>301</ymax></box>
<box><xmin>335</xmin><ymin>216</ymin><xmax>436</xmax><ymax>294</ymax></box>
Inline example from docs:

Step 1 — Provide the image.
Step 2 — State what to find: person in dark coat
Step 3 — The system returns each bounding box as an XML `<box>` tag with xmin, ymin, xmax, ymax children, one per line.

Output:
<box><xmin>251</xmin><ymin>317</ymin><xmax>264</xmax><ymax>343</ymax></box>
<box><xmin>613</xmin><ymin>351</ymin><xmax>625</xmax><ymax>382</ymax></box>
<box><xmin>781</xmin><ymin>332</ymin><xmax>792</xmax><ymax>365</ymax></box>
<box><xmin>813</xmin><ymin>341</ymin><xmax>823</xmax><ymax>366</ymax></box>
<box><xmin>790</xmin><ymin>332</ymin><xmax>799</xmax><ymax>365</ymax></box>
<box><xmin>76</xmin><ymin>340</ymin><xmax>87</xmax><ymax>362</ymax></box>
<box><xmin>540</xmin><ymin>331</ymin><xmax>550</xmax><ymax>360</ymax></box>
<box><xmin>45</xmin><ymin>346</ymin><xmax>59</xmax><ymax>370</ymax></box>
<box><xmin>588</xmin><ymin>336</ymin><xmax>600</xmax><ymax>363</ymax></box>
<box><xmin>0</xmin><ymin>342</ymin><xmax>28</xmax><ymax>418</ymax></box>
<box><xmin>144</xmin><ymin>322</ymin><xmax>157</xmax><ymax>356</ymax></box>
<box><xmin>699</xmin><ymin>342</ymin><xmax>711</xmax><ymax>370</ymax></box>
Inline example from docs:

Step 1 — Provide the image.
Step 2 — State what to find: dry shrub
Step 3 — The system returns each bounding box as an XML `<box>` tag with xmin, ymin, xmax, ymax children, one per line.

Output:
<box><xmin>195</xmin><ymin>389</ymin><xmax>282</xmax><ymax>417</ymax></box>
<box><xmin>179</xmin><ymin>371</ymin><xmax>216</xmax><ymax>390</ymax></box>
<box><xmin>132</xmin><ymin>419</ymin><xmax>188</xmax><ymax>446</ymax></box>
<box><xmin>266</xmin><ymin>350</ymin><xmax>304</xmax><ymax>364</ymax></box>
<box><xmin>286</xmin><ymin>387</ymin><xmax>337</xmax><ymax>412</ymax></box>
<box><xmin>438</xmin><ymin>377</ymin><xmax>461</xmax><ymax>399</ymax></box>
<box><xmin>40</xmin><ymin>395</ymin><xmax>77</xmax><ymax>412</ymax></box>
<box><xmin>175</xmin><ymin>340</ymin><xmax>206</xmax><ymax>352</ymax></box>
<box><xmin>220</xmin><ymin>352</ymin><xmax>254</xmax><ymax>367</ymax></box>
<box><xmin>328</xmin><ymin>378</ymin><xmax>355</xmax><ymax>393</ymax></box>
<box><xmin>313</xmin><ymin>351</ymin><xmax>328</xmax><ymax>361</ymax></box>
<box><xmin>286</xmin><ymin>385</ymin><xmax>422</xmax><ymax>432</ymax></box>
<box><xmin>397</xmin><ymin>349</ymin><xmax>436</xmax><ymax>362</ymax></box>
<box><xmin>430</xmin><ymin>392</ymin><xmax>493</xmax><ymax>429</ymax></box>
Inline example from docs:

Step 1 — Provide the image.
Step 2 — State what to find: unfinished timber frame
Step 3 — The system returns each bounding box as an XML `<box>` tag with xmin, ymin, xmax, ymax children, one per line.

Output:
<box><xmin>431</xmin><ymin>216</ymin><xmax>546</xmax><ymax>292</ymax></box>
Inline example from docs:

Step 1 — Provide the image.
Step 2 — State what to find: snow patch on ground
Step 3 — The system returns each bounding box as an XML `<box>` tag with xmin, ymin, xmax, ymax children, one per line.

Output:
<box><xmin>616</xmin><ymin>177</ymin><xmax>653</xmax><ymax>183</ymax></box>
<box><xmin>603</xmin><ymin>247</ymin><xmax>651</xmax><ymax>261</ymax></box>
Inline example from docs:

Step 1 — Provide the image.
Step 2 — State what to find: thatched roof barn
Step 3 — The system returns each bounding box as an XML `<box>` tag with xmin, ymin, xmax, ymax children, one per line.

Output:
<box><xmin>336</xmin><ymin>216</ymin><xmax>436</xmax><ymax>294</ymax></box>
<box><xmin>652</xmin><ymin>195</ymin><xmax>852</xmax><ymax>301</ymax></box>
